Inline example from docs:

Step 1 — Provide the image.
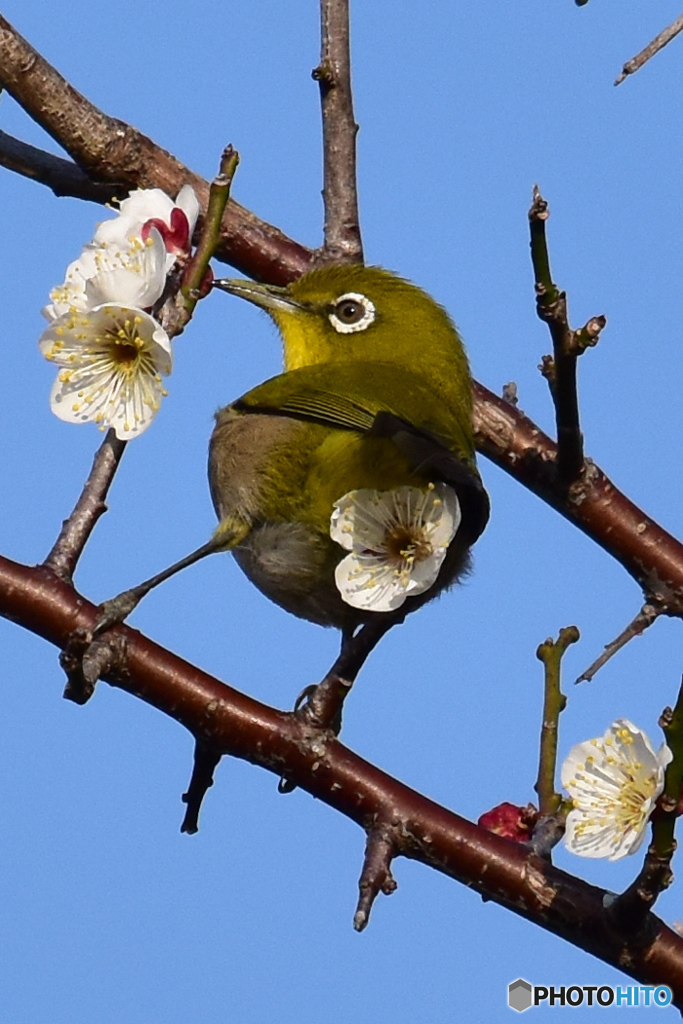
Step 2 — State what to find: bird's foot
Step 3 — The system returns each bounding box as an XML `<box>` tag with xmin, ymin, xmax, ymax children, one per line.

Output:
<box><xmin>293</xmin><ymin>674</ymin><xmax>353</xmax><ymax>734</ymax></box>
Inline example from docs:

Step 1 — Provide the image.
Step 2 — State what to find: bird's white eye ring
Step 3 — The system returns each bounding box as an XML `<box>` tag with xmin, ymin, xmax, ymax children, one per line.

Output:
<box><xmin>328</xmin><ymin>292</ymin><xmax>376</xmax><ymax>334</ymax></box>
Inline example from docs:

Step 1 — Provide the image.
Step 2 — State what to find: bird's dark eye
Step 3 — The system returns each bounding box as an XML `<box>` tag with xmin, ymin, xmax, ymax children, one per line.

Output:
<box><xmin>328</xmin><ymin>292</ymin><xmax>376</xmax><ymax>334</ymax></box>
<box><xmin>336</xmin><ymin>299</ymin><xmax>362</xmax><ymax>322</ymax></box>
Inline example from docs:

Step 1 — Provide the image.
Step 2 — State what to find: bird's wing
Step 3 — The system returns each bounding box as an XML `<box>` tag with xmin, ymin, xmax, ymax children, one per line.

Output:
<box><xmin>234</xmin><ymin>362</ymin><xmax>457</xmax><ymax>443</ymax></box>
<box><xmin>369</xmin><ymin>411</ymin><xmax>490</xmax><ymax>544</ymax></box>
<box><xmin>234</xmin><ymin>370</ymin><xmax>383</xmax><ymax>433</ymax></box>
<box><xmin>233</xmin><ymin>363</ymin><xmax>489</xmax><ymax>543</ymax></box>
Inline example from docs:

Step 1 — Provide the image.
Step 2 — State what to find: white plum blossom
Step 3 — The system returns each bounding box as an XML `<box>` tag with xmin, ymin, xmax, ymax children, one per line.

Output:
<box><xmin>330</xmin><ymin>482</ymin><xmax>461</xmax><ymax>612</ymax></box>
<box><xmin>92</xmin><ymin>185</ymin><xmax>199</xmax><ymax>268</ymax></box>
<box><xmin>561</xmin><ymin>719</ymin><xmax>672</xmax><ymax>861</ymax></box>
<box><xmin>42</xmin><ymin>227</ymin><xmax>168</xmax><ymax>323</ymax></box>
<box><xmin>40</xmin><ymin>303</ymin><xmax>172</xmax><ymax>440</ymax></box>
<box><xmin>39</xmin><ymin>186</ymin><xmax>198</xmax><ymax>438</ymax></box>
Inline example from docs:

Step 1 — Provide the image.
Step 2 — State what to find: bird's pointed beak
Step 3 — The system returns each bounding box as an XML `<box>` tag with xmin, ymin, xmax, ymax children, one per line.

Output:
<box><xmin>213</xmin><ymin>278</ymin><xmax>304</xmax><ymax>314</ymax></box>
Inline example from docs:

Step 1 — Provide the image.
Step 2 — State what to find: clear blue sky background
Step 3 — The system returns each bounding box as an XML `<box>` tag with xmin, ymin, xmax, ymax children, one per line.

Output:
<box><xmin>2</xmin><ymin>2</ymin><xmax>683</xmax><ymax>1021</ymax></box>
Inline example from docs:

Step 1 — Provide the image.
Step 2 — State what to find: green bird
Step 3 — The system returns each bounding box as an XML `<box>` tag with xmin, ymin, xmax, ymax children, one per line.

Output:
<box><xmin>98</xmin><ymin>265</ymin><xmax>489</xmax><ymax>651</ymax></box>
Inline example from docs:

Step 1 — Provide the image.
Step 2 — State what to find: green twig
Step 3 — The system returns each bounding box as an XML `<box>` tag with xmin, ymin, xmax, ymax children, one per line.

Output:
<box><xmin>609</xmin><ymin>680</ymin><xmax>683</xmax><ymax>933</ymax></box>
<box><xmin>535</xmin><ymin>626</ymin><xmax>579</xmax><ymax>815</ymax></box>
<box><xmin>181</xmin><ymin>145</ymin><xmax>240</xmax><ymax>318</ymax></box>
<box><xmin>528</xmin><ymin>187</ymin><xmax>558</xmax><ymax>303</ymax></box>
<box><xmin>652</xmin><ymin>681</ymin><xmax>683</xmax><ymax>859</ymax></box>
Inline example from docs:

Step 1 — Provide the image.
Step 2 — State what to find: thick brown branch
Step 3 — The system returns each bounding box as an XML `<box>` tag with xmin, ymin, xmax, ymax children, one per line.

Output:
<box><xmin>0</xmin><ymin>14</ymin><xmax>312</xmax><ymax>284</ymax></box>
<box><xmin>313</xmin><ymin>0</ymin><xmax>363</xmax><ymax>264</ymax></box>
<box><xmin>2</xmin><ymin>552</ymin><xmax>683</xmax><ymax>999</ymax></box>
<box><xmin>4</xmin><ymin>14</ymin><xmax>675</xmax><ymax>626</ymax></box>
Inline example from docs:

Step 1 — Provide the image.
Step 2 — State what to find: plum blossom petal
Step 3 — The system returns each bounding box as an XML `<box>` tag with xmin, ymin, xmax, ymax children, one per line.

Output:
<box><xmin>43</xmin><ymin>228</ymin><xmax>168</xmax><ymax>323</ymax></box>
<box><xmin>39</xmin><ymin>303</ymin><xmax>172</xmax><ymax>440</ymax></box>
<box><xmin>561</xmin><ymin>719</ymin><xmax>672</xmax><ymax>861</ymax></box>
<box><xmin>94</xmin><ymin>186</ymin><xmax>199</xmax><ymax>264</ymax></box>
<box><xmin>84</xmin><ymin>228</ymin><xmax>168</xmax><ymax>309</ymax></box>
<box><xmin>330</xmin><ymin>483</ymin><xmax>461</xmax><ymax>612</ymax></box>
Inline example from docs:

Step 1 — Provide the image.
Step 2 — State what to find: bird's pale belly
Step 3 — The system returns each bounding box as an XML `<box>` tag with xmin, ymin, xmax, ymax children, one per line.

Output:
<box><xmin>232</xmin><ymin>520</ymin><xmax>359</xmax><ymax>629</ymax></box>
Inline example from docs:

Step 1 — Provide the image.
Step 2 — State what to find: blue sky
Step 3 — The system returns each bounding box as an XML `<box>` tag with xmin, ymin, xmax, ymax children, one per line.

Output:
<box><xmin>2</xmin><ymin>2</ymin><xmax>683</xmax><ymax>1021</ymax></box>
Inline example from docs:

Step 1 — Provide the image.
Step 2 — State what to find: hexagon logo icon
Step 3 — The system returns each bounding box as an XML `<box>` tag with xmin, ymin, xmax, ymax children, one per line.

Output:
<box><xmin>508</xmin><ymin>978</ymin><xmax>533</xmax><ymax>1012</ymax></box>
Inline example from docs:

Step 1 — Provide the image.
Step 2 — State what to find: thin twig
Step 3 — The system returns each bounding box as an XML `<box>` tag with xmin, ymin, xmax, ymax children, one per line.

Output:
<box><xmin>529</xmin><ymin>187</ymin><xmax>607</xmax><ymax>484</ymax></box>
<box><xmin>575</xmin><ymin>603</ymin><xmax>662</xmax><ymax>684</ymax></box>
<box><xmin>180</xmin><ymin>146</ymin><xmax>239</xmax><ymax>320</ymax></box>
<box><xmin>313</xmin><ymin>0</ymin><xmax>364</xmax><ymax>264</ymax></box>
<box><xmin>44</xmin><ymin>429</ymin><xmax>127</xmax><ymax>581</ymax></box>
<box><xmin>608</xmin><ymin>680</ymin><xmax>683</xmax><ymax>932</ymax></box>
<box><xmin>615</xmin><ymin>14</ymin><xmax>683</xmax><ymax>86</ymax></box>
<box><xmin>181</xmin><ymin>741</ymin><xmax>223</xmax><ymax>834</ymax></box>
<box><xmin>535</xmin><ymin>627</ymin><xmax>577</xmax><ymax>815</ymax></box>
<box><xmin>354</xmin><ymin>827</ymin><xmax>398</xmax><ymax>932</ymax></box>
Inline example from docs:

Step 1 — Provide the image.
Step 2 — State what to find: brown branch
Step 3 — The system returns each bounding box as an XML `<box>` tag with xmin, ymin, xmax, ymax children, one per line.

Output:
<box><xmin>181</xmin><ymin>741</ymin><xmax>223</xmax><ymax>835</ymax></box>
<box><xmin>529</xmin><ymin>188</ymin><xmax>606</xmax><ymax>484</ymax></box>
<box><xmin>354</xmin><ymin>827</ymin><xmax>398</xmax><ymax>931</ymax></box>
<box><xmin>2</xmin><ymin>551</ymin><xmax>683</xmax><ymax>999</ymax></box>
<box><xmin>615</xmin><ymin>14</ymin><xmax>683</xmax><ymax>86</ymax></box>
<box><xmin>576</xmin><ymin>602</ymin><xmax>663</xmax><ymax>685</ymax></box>
<box><xmin>0</xmin><ymin>14</ymin><xmax>312</xmax><ymax>285</ymax></box>
<box><xmin>473</xmin><ymin>382</ymin><xmax>683</xmax><ymax>618</ymax></box>
<box><xmin>313</xmin><ymin>0</ymin><xmax>363</xmax><ymax>264</ymax></box>
<box><xmin>44</xmin><ymin>429</ymin><xmax>127</xmax><ymax>581</ymax></box>
<box><xmin>0</xmin><ymin>129</ymin><xmax>121</xmax><ymax>202</ymax></box>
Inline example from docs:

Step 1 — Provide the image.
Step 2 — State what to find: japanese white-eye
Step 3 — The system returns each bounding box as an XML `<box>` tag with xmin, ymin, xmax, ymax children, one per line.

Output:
<box><xmin>208</xmin><ymin>264</ymin><xmax>489</xmax><ymax>638</ymax></box>
<box><xmin>97</xmin><ymin>265</ymin><xmax>488</xmax><ymax>649</ymax></box>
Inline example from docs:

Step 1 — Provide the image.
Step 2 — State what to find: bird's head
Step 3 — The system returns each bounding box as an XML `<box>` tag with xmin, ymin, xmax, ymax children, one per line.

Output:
<box><xmin>214</xmin><ymin>265</ymin><xmax>470</xmax><ymax>389</ymax></box>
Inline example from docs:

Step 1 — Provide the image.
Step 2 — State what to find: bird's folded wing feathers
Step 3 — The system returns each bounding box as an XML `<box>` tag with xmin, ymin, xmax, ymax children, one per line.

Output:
<box><xmin>234</xmin><ymin>362</ymin><xmax>465</xmax><ymax>444</ymax></box>
<box><xmin>233</xmin><ymin>364</ymin><xmax>489</xmax><ymax>542</ymax></box>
